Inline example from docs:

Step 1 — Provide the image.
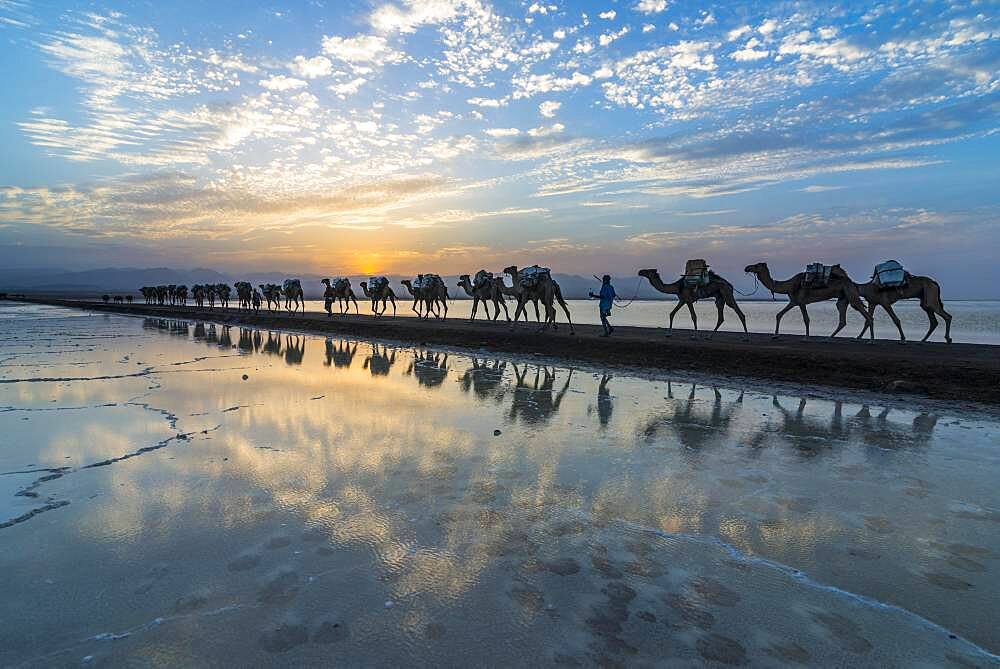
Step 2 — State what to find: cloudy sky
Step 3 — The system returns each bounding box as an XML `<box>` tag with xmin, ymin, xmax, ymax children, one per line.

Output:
<box><xmin>0</xmin><ymin>0</ymin><xmax>997</xmax><ymax>289</ymax></box>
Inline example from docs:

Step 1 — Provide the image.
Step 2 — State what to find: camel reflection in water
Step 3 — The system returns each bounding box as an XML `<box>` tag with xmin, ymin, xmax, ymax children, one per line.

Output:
<box><xmin>459</xmin><ymin>358</ymin><xmax>508</xmax><ymax>403</ymax></box>
<box><xmin>407</xmin><ymin>350</ymin><xmax>450</xmax><ymax>388</ymax></box>
<box><xmin>324</xmin><ymin>339</ymin><xmax>357</xmax><ymax>369</ymax></box>
<box><xmin>768</xmin><ymin>397</ymin><xmax>938</xmax><ymax>453</ymax></box>
<box><xmin>641</xmin><ymin>382</ymin><xmax>747</xmax><ymax>452</ymax></box>
<box><xmin>508</xmin><ymin>364</ymin><xmax>573</xmax><ymax>425</ymax></box>
<box><xmin>363</xmin><ymin>344</ymin><xmax>398</xmax><ymax>376</ymax></box>
<box><xmin>283</xmin><ymin>335</ymin><xmax>305</xmax><ymax>365</ymax></box>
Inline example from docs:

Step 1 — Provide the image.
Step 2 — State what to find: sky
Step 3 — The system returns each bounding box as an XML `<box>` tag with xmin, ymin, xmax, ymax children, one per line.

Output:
<box><xmin>0</xmin><ymin>0</ymin><xmax>998</xmax><ymax>292</ymax></box>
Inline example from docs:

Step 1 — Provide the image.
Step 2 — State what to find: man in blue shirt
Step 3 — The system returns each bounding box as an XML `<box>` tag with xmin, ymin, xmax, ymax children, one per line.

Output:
<box><xmin>589</xmin><ymin>274</ymin><xmax>617</xmax><ymax>336</ymax></box>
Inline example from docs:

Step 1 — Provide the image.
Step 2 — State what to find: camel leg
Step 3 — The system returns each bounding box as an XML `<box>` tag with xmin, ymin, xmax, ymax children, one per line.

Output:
<box><xmin>390</xmin><ymin>296</ymin><xmax>396</xmax><ymax>318</ymax></box>
<box><xmin>921</xmin><ymin>283</ymin><xmax>952</xmax><ymax>343</ymax></box>
<box><xmin>857</xmin><ymin>303</ymin><xmax>875</xmax><ymax>340</ymax></box>
<box><xmin>533</xmin><ymin>300</ymin><xmax>541</xmax><ymax>323</ymax></box>
<box><xmin>830</xmin><ymin>298</ymin><xmax>848</xmax><ymax>338</ymax></box>
<box><xmin>849</xmin><ymin>294</ymin><xmax>874</xmax><ymax>343</ymax></box>
<box><xmin>666</xmin><ymin>301</ymin><xmax>684</xmax><ymax>337</ymax></box>
<box><xmin>724</xmin><ymin>293</ymin><xmax>750</xmax><ymax>340</ymax></box>
<box><xmin>708</xmin><ymin>297</ymin><xmax>724</xmax><ymax>339</ymax></box>
<box><xmin>884</xmin><ymin>303</ymin><xmax>906</xmax><ymax>343</ymax></box>
<box><xmin>557</xmin><ymin>297</ymin><xmax>574</xmax><ymax>334</ymax></box>
<box><xmin>798</xmin><ymin>304</ymin><xmax>811</xmax><ymax>339</ymax></box>
<box><xmin>470</xmin><ymin>297</ymin><xmax>479</xmax><ymax>322</ymax></box>
<box><xmin>686</xmin><ymin>301</ymin><xmax>698</xmax><ymax>339</ymax></box>
<box><xmin>500</xmin><ymin>298</ymin><xmax>511</xmax><ymax>322</ymax></box>
<box><xmin>921</xmin><ymin>307</ymin><xmax>939</xmax><ymax>342</ymax></box>
<box><xmin>773</xmin><ymin>302</ymin><xmax>796</xmax><ymax>338</ymax></box>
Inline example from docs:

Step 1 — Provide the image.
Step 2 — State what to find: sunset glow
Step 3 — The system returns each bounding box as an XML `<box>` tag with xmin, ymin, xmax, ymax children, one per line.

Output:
<box><xmin>1</xmin><ymin>0</ymin><xmax>998</xmax><ymax>288</ymax></box>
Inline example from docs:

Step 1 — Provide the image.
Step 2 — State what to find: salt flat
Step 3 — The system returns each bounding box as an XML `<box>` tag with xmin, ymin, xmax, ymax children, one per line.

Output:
<box><xmin>1</xmin><ymin>302</ymin><xmax>998</xmax><ymax>667</ymax></box>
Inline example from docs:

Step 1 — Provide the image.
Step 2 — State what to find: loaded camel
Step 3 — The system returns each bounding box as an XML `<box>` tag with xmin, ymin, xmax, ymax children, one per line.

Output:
<box><xmin>854</xmin><ymin>267</ymin><xmax>952</xmax><ymax>344</ymax></box>
<box><xmin>320</xmin><ymin>278</ymin><xmax>359</xmax><ymax>316</ymax></box>
<box><xmin>400</xmin><ymin>275</ymin><xmax>448</xmax><ymax>319</ymax></box>
<box><xmin>234</xmin><ymin>282</ymin><xmax>253</xmax><ymax>310</ymax></box>
<box><xmin>743</xmin><ymin>263</ymin><xmax>873</xmax><ymax>341</ymax></box>
<box><xmin>282</xmin><ymin>279</ymin><xmax>304</xmax><ymax>314</ymax></box>
<box><xmin>503</xmin><ymin>265</ymin><xmax>574</xmax><ymax>334</ymax></box>
<box><xmin>638</xmin><ymin>265</ymin><xmax>749</xmax><ymax>339</ymax></box>
<box><xmin>457</xmin><ymin>271</ymin><xmax>510</xmax><ymax>322</ymax></box>
<box><xmin>359</xmin><ymin>278</ymin><xmax>397</xmax><ymax>318</ymax></box>
<box><xmin>258</xmin><ymin>284</ymin><xmax>282</xmax><ymax>312</ymax></box>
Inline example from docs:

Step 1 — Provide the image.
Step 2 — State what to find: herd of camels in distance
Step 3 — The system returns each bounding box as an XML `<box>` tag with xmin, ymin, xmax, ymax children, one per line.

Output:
<box><xmin>114</xmin><ymin>259</ymin><xmax>953</xmax><ymax>344</ymax></box>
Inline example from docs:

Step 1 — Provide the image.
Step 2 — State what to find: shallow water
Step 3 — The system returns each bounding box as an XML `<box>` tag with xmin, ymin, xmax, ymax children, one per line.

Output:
<box><xmin>1</xmin><ymin>301</ymin><xmax>999</xmax><ymax>667</ymax></box>
<box><xmin>304</xmin><ymin>298</ymin><xmax>1000</xmax><ymax>344</ymax></box>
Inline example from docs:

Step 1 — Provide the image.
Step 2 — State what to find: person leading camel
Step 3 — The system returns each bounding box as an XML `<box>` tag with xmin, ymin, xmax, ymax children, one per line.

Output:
<box><xmin>589</xmin><ymin>275</ymin><xmax>617</xmax><ymax>336</ymax></box>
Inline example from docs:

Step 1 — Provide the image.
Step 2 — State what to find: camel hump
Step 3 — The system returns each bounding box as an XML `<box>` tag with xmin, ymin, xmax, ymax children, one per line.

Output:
<box><xmin>518</xmin><ymin>265</ymin><xmax>551</xmax><ymax>286</ymax></box>
<box><xmin>474</xmin><ymin>270</ymin><xmax>494</xmax><ymax>287</ymax></box>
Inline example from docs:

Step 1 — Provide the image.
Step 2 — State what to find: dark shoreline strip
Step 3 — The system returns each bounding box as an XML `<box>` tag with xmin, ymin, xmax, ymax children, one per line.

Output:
<box><xmin>10</xmin><ymin>297</ymin><xmax>1000</xmax><ymax>405</ymax></box>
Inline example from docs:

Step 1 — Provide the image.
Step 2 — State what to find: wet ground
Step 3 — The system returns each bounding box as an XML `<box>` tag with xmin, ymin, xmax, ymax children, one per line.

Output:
<box><xmin>1</xmin><ymin>302</ymin><xmax>999</xmax><ymax>667</ymax></box>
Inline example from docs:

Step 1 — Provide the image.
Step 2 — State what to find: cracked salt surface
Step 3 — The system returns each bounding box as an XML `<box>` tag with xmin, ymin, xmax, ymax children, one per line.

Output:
<box><xmin>0</xmin><ymin>301</ymin><xmax>999</xmax><ymax>666</ymax></box>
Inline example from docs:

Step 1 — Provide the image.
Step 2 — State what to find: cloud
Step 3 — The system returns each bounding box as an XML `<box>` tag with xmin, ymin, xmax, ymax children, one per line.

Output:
<box><xmin>539</xmin><ymin>100</ymin><xmax>561</xmax><ymax>118</ymax></box>
<box><xmin>289</xmin><ymin>55</ymin><xmax>332</xmax><ymax>78</ymax></box>
<box><xmin>598</xmin><ymin>11</ymin><xmax>616</xmax><ymax>20</ymax></box>
<box><xmin>513</xmin><ymin>71</ymin><xmax>593</xmax><ymax>98</ymax></box>
<box><xmin>635</xmin><ymin>0</ymin><xmax>667</xmax><ymax>14</ymax></box>
<box><xmin>484</xmin><ymin>127</ymin><xmax>521</xmax><ymax>137</ymax></box>
<box><xmin>798</xmin><ymin>185</ymin><xmax>845</xmax><ymax>193</ymax></box>
<box><xmin>321</xmin><ymin>34</ymin><xmax>402</xmax><ymax>66</ymax></box>
<box><xmin>260</xmin><ymin>75</ymin><xmax>307</xmax><ymax>91</ymax></box>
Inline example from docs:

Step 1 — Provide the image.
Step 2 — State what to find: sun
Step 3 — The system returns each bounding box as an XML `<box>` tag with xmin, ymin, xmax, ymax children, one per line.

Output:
<box><xmin>355</xmin><ymin>254</ymin><xmax>382</xmax><ymax>276</ymax></box>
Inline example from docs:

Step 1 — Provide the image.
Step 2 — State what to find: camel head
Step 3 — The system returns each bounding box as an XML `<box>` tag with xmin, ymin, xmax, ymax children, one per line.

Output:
<box><xmin>637</xmin><ymin>268</ymin><xmax>659</xmax><ymax>281</ymax></box>
<box><xmin>321</xmin><ymin>278</ymin><xmax>330</xmax><ymax>286</ymax></box>
<box><xmin>359</xmin><ymin>281</ymin><xmax>367</xmax><ymax>290</ymax></box>
<box><xmin>744</xmin><ymin>262</ymin><xmax>767</xmax><ymax>275</ymax></box>
<box><xmin>502</xmin><ymin>265</ymin><xmax>518</xmax><ymax>277</ymax></box>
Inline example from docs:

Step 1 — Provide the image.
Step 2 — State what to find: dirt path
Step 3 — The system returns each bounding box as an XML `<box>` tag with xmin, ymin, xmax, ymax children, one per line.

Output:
<box><xmin>13</xmin><ymin>297</ymin><xmax>1000</xmax><ymax>405</ymax></box>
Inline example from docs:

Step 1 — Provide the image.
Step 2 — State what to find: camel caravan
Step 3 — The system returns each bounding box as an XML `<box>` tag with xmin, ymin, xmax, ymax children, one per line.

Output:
<box><xmin>127</xmin><ymin>259</ymin><xmax>952</xmax><ymax>343</ymax></box>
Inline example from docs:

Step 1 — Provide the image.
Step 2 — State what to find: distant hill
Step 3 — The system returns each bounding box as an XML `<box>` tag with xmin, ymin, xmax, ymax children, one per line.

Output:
<box><xmin>0</xmin><ymin>267</ymin><xmax>674</xmax><ymax>300</ymax></box>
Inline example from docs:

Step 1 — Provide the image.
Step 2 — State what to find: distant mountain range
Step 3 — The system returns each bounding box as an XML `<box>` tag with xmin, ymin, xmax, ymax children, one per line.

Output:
<box><xmin>0</xmin><ymin>266</ymin><xmax>693</xmax><ymax>301</ymax></box>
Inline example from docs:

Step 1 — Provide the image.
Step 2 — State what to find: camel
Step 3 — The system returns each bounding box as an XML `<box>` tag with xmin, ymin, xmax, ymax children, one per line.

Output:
<box><xmin>320</xmin><ymin>278</ymin><xmax>359</xmax><ymax>316</ymax></box>
<box><xmin>854</xmin><ymin>266</ymin><xmax>952</xmax><ymax>344</ymax></box>
<box><xmin>259</xmin><ymin>284</ymin><xmax>281</xmax><ymax>312</ymax></box>
<box><xmin>206</xmin><ymin>285</ymin><xmax>217</xmax><ymax>308</ymax></box>
<box><xmin>360</xmin><ymin>277</ymin><xmax>397</xmax><ymax>318</ymax></box>
<box><xmin>175</xmin><ymin>284</ymin><xmax>188</xmax><ymax>306</ymax></box>
<box><xmin>638</xmin><ymin>267</ymin><xmax>749</xmax><ymax>339</ymax></box>
<box><xmin>192</xmin><ymin>284</ymin><xmax>206</xmax><ymax>308</ymax></box>
<box><xmin>282</xmin><ymin>279</ymin><xmax>304</xmax><ymax>314</ymax></box>
<box><xmin>215</xmin><ymin>284</ymin><xmax>231</xmax><ymax>309</ymax></box>
<box><xmin>401</xmin><ymin>275</ymin><xmax>448</xmax><ymax>319</ymax></box>
<box><xmin>457</xmin><ymin>271</ymin><xmax>510</xmax><ymax>322</ymax></box>
<box><xmin>125</xmin><ymin>295</ymin><xmax>133</xmax><ymax>304</ymax></box>
<box><xmin>234</xmin><ymin>282</ymin><xmax>253</xmax><ymax>310</ymax></box>
<box><xmin>101</xmin><ymin>294</ymin><xmax>110</xmax><ymax>304</ymax></box>
<box><xmin>251</xmin><ymin>288</ymin><xmax>262</xmax><ymax>313</ymax></box>
<box><xmin>503</xmin><ymin>265</ymin><xmax>574</xmax><ymax>334</ymax></box>
<box><xmin>744</xmin><ymin>262</ymin><xmax>873</xmax><ymax>341</ymax></box>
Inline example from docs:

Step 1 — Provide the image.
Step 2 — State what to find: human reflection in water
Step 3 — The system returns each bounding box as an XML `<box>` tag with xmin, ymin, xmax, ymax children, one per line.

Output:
<box><xmin>407</xmin><ymin>350</ymin><xmax>449</xmax><ymax>388</ymax></box>
<box><xmin>324</xmin><ymin>339</ymin><xmax>357</xmax><ymax>369</ymax></box>
<box><xmin>459</xmin><ymin>358</ymin><xmax>507</xmax><ymax>403</ymax></box>
<box><xmin>363</xmin><ymin>344</ymin><xmax>397</xmax><ymax>376</ymax></box>
<box><xmin>508</xmin><ymin>364</ymin><xmax>573</xmax><ymax>425</ymax></box>
<box><xmin>284</xmin><ymin>335</ymin><xmax>306</xmax><ymax>366</ymax></box>
<box><xmin>592</xmin><ymin>373</ymin><xmax>613</xmax><ymax>429</ymax></box>
<box><xmin>642</xmin><ymin>382</ymin><xmax>746</xmax><ymax>452</ymax></box>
